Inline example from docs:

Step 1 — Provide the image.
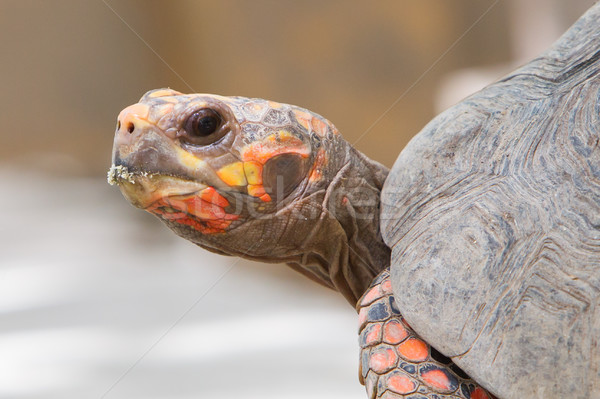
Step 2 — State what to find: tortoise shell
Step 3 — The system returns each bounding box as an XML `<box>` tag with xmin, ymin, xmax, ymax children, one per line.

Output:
<box><xmin>381</xmin><ymin>4</ymin><xmax>600</xmax><ymax>398</ymax></box>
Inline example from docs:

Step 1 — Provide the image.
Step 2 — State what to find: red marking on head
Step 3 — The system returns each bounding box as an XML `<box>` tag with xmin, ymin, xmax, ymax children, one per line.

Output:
<box><xmin>397</xmin><ymin>338</ymin><xmax>428</xmax><ymax>362</ymax></box>
<box><xmin>259</xmin><ymin>193</ymin><xmax>272</xmax><ymax>202</ymax></box>
<box><xmin>386</xmin><ymin>373</ymin><xmax>416</xmax><ymax>394</ymax></box>
<box><xmin>364</xmin><ymin>323</ymin><xmax>382</xmax><ymax>346</ymax></box>
<box><xmin>310</xmin><ymin>118</ymin><xmax>328</xmax><ymax>136</ymax></box>
<box><xmin>165</xmin><ymin>196</ymin><xmax>225</xmax><ymax>220</ymax></box>
<box><xmin>146</xmin><ymin>188</ymin><xmax>238</xmax><ymax>234</ymax></box>
<box><xmin>199</xmin><ymin>187</ymin><xmax>229</xmax><ymax>207</ymax></box>
<box><xmin>247</xmin><ymin>184</ymin><xmax>266</xmax><ymax>197</ymax></box>
<box><xmin>360</xmin><ymin>285</ymin><xmax>382</xmax><ymax>307</ymax></box>
<box><xmin>383</xmin><ymin>320</ymin><xmax>409</xmax><ymax>345</ymax></box>
<box><xmin>308</xmin><ymin>148</ymin><xmax>326</xmax><ymax>182</ymax></box>
<box><xmin>421</xmin><ymin>369</ymin><xmax>452</xmax><ymax>391</ymax></box>
<box><xmin>368</xmin><ymin>346</ymin><xmax>398</xmax><ymax>374</ymax></box>
<box><xmin>241</xmin><ymin>134</ymin><xmax>309</xmax><ymax>164</ymax></box>
<box><xmin>471</xmin><ymin>387</ymin><xmax>491</xmax><ymax>399</ymax></box>
<box><xmin>168</xmin><ymin>214</ymin><xmax>232</xmax><ymax>234</ymax></box>
<box><xmin>293</xmin><ymin>109</ymin><xmax>312</xmax><ymax>131</ymax></box>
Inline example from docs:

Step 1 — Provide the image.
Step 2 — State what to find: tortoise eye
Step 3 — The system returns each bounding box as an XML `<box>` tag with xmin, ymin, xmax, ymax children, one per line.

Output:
<box><xmin>181</xmin><ymin>108</ymin><xmax>225</xmax><ymax>145</ymax></box>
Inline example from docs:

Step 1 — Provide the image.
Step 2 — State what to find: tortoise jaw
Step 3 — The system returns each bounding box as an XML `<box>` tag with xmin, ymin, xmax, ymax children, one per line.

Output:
<box><xmin>108</xmin><ymin>163</ymin><xmax>239</xmax><ymax>234</ymax></box>
<box><xmin>107</xmin><ymin>164</ymin><xmax>208</xmax><ymax>209</ymax></box>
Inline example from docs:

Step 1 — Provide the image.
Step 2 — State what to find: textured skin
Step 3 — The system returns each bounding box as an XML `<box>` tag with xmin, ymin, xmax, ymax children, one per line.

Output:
<box><xmin>381</xmin><ymin>4</ymin><xmax>600</xmax><ymax>398</ymax></box>
<box><xmin>358</xmin><ymin>269</ymin><xmax>494</xmax><ymax>399</ymax></box>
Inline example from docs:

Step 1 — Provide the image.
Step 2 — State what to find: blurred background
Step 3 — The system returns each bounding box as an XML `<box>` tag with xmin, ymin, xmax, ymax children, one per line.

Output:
<box><xmin>0</xmin><ymin>1</ymin><xmax>595</xmax><ymax>398</ymax></box>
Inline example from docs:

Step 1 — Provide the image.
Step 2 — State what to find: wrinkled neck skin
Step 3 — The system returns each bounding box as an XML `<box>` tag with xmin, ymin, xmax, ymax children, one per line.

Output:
<box><xmin>290</xmin><ymin>141</ymin><xmax>391</xmax><ymax>305</ymax></box>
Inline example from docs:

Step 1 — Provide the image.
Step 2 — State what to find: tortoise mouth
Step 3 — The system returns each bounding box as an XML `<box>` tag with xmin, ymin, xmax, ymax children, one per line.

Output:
<box><xmin>108</xmin><ymin>163</ymin><xmax>241</xmax><ymax>234</ymax></box>
<box><xmin>108</xmin><ymin>163</ymin><xmax>206</xmax><ymax>206</ymax></box>
<box><xmin>107</xmin><ymin>164</ymin><xmax>157</xmax><ymax>186</ymax></box>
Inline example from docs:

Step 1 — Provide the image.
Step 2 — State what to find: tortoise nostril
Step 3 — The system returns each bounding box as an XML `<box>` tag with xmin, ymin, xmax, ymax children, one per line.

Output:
<box><xmin>127</xmin><ymin>122</ymin><xmax>135</xmax><ymax>134</ymax></box>
<box><xmin>117</xmin><ymin>120</ymin><xmax>121</xmax><ymax>130</ymax></box>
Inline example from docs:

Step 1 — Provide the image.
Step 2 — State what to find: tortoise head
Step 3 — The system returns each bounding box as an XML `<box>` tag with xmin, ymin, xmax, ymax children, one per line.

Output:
<box><xmin>110</xmin><ymin>89</ymin><xmax>341</xmax><ymax>257</ymax></box>
<box><xmin>109</xmin><ymin>88</ymin><xmax>389</xmax><ymax>303</ymax></box>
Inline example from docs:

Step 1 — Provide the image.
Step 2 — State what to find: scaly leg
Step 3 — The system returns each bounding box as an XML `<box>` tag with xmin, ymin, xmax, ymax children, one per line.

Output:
<box><xmin>357</xmin><ymin>269</ymin><xmax>495</xmax><ymax>399</ymax></box>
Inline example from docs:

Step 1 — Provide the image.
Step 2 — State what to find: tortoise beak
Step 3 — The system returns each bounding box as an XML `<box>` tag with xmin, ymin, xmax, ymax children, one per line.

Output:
<box><xmin>107</xmin><ymin>163</ymin><xmax>207</xmax><ymax>209</ymax></box>
<box><xmin>109</xmin><ymin>102</ymin><xmax>209</xmax><ymax>209</ymax></box>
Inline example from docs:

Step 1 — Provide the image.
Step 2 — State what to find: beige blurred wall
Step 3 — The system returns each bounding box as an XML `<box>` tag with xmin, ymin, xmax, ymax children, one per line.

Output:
<box><xmin>0</xmin><ymin>0</ymin><xmax>595</xmax><ymax>175</ymax></box>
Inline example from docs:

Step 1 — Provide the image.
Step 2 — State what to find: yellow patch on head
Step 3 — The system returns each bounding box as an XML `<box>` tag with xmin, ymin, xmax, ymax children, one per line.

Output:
<box><xmin>243</xmin><ymin>161</ymin><xmax>263</xmax><ymax>185</ymax></box>
<box><xmin>278</xmin><ymin>130</ymin><xmax>295</xmax><ymax>140</ymax></box>
<box><xmin>217</xmin><ymin>162</ymin><xmax>247</xmax><ymax>186</ymax></box>
<box><xmin>175</xmin><ymin>147</ymin><xmax>207</xmax><ymax>170</ymax></box>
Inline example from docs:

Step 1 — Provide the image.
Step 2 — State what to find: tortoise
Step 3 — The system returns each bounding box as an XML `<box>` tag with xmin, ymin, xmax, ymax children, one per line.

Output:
<box><xmin>108</xmin><ymin>4</ymin><xmax>600</xmax><ymax>399</ymax></box>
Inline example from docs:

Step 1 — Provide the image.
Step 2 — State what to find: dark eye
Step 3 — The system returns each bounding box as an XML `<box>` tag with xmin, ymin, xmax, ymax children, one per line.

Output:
<box><xmin>181</xmin><ymin>108</ymin><xmax>225</xmax><ymax>145</ymax></box>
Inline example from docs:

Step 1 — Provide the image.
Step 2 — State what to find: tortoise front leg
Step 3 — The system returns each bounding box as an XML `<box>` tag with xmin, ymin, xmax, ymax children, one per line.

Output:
<box><xmin>357</xmin><ymin>269</ymin><xmax>494</xmax><ymax>399</ymax></box>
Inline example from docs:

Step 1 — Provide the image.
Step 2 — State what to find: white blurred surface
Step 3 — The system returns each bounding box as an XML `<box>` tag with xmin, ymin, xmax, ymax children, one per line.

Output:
<box><xmin>0</xmin><ymin>169</ymin><xmax>363</xmax><ymax>399</ymax></box>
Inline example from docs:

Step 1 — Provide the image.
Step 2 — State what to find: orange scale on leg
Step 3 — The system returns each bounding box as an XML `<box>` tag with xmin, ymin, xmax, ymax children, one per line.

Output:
<box><xmin>360</xmin><ymin>285</ymin><xmax>382</xmax><ymax>306</ymax></box>
<box><xmin>386</xmin><ymin>373</ymin><xmax>417</xmax><ymax>395</ymax></box>
<box><xmin>383</xmin><ymin>320</ymin><xmax>409</xmax><ymax>345</ymax></box>
<box><xmin>397</xmin><ymin>338</ymin><xmax>429</xmax><ymax>362</ymax></box>
<box><xmin>362</xmin><ymin>323</ymin><xmax>382</xmax><ymax>347</ymax></box>
<box><xmin>368</xmin><ymin>346</ymin><xmax>398</xmax><ymax>374</ymax></box>
<box><xmin>471</xmin><ymin>387</ymin><xmax>491</xmax><ymax>399</ymax></box>
<box><xmin>381</xmin><ymin>279</ymin><xmax>393</xmax><ymax>294</ymax></box>
<box><xmin>420</xmin><ymin>366</ymin><xmax>458</xmax><ymax>393</ymax></box>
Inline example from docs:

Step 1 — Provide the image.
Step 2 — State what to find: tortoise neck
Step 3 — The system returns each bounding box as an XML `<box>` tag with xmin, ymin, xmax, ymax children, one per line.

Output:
<box><xmin>287</xmin><ymin>143</ymin><xmax>391</xmax><ymax>306</ymax></box>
